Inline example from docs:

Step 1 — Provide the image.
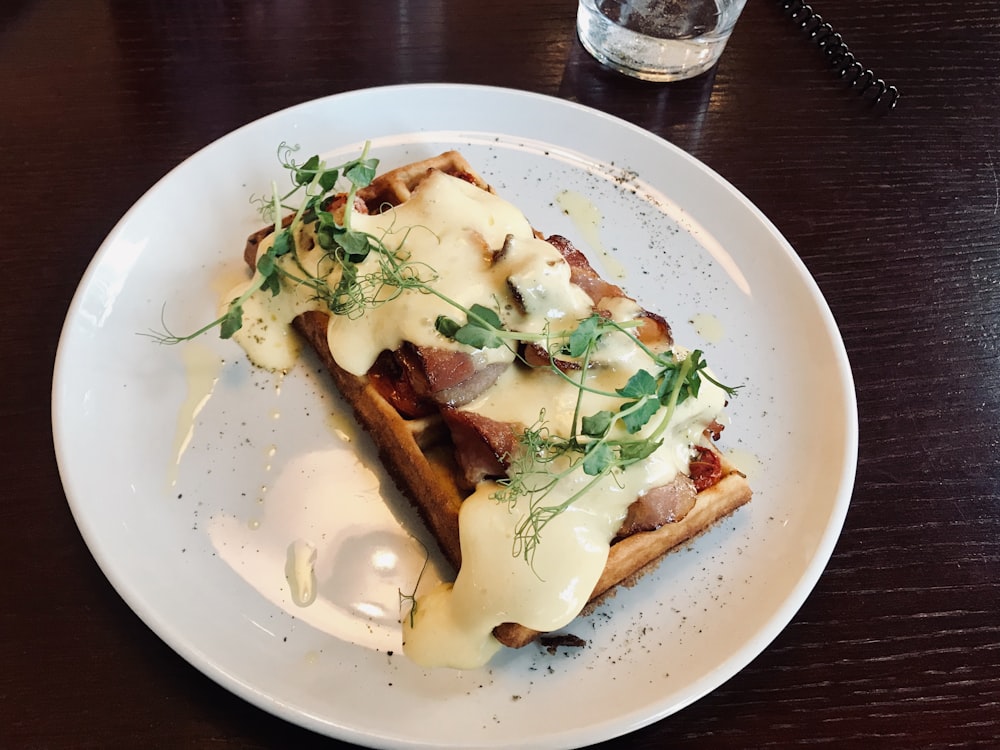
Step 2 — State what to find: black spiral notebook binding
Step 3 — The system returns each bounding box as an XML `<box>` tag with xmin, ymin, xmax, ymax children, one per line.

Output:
<box><xmin>776</xmin><ymin>0</ymin><xmax>899</xmax><ymax>109</ymax></box>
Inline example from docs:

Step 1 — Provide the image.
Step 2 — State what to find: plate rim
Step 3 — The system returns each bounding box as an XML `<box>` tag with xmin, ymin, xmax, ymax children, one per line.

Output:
<box><xmin>51</xmin><ymin>82</ymin><xmax>858</xmax><ymax>749</ymax></box>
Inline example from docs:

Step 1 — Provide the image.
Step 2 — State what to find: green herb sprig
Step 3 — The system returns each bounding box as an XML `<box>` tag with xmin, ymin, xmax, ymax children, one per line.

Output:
<box><xmin>143</xmin><ymin>142</ymin><xmax>380</xmax><ymax>344</ymax></box>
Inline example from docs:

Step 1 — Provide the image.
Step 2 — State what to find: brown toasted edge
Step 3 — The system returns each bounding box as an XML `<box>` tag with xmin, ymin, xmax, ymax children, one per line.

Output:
<box><xmin>354</xmin><ymin>150</ymin><xmax>492</xmax><ymax>206</ymax></box>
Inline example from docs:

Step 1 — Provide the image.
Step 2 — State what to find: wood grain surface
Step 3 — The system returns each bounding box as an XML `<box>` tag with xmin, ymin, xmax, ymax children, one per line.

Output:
<box><xmin>1</xmin><ymin>1</ymin><xmax>997</xmax><ymax>747</ymax></box>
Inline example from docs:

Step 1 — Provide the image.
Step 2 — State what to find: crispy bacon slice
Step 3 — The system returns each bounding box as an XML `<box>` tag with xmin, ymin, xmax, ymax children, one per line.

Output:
<box><xmin>633</xmin><ymin>309</ymin><xmax>672</xmax><ymax>348</ymax></box>
<box><xmin>440</xmin><ymin>408</ymin><xmax>520</xmax><ymax>487</ymax></box>
<box><xmin>546</xmin><ymin>235</ymin><xmax>672</xmax><ymax>349</ymax></box>
<box><xmin>546</xmin><ymin>235</ymin><xmax>625</xmax><ymax>304</ymax></box>
<box><xmin>616</xmin><ymin>474</ymin><xmax>698</xmax><ymax>537</ymax></box>
<box><xmin>395</xmin><ymin>343</ymin><xmax>509</xmax><ymax>408</ymax></box>
<box><xmin>521</xmin><ymin>342</ymin><xmax>582</xmax><ymax>372</ymax></box>
<box><xmin>615</xmin><ymin>445</ymin><xmax>728</xmax><ymax>537</ymax></box>
<box><xmin>366</xmin><ymin>341</ymin><xmax>512</xmax><ymax>417</ymax></box>
<box><xmin>367</xmin><ymin>350</ymin><xmax>436</xmax><ymax>419</ymax></box>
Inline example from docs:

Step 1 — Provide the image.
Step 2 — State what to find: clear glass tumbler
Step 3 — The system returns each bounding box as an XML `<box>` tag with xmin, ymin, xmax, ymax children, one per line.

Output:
<box><xmin>577</xmin><ymin>0</ymin><xmax>748</xmax><ymax>82</ymax></box>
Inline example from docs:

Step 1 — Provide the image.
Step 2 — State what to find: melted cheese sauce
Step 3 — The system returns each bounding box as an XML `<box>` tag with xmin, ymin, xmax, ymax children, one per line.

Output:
<box><xmin>495</xmin><ymin>235</ymin><xmax>593</xmax><ymax>329</ymax></box>
<box><xmin>285</xmin><ymin>539</ymin><xmax>318</xmax><ymax>607</ymax></box>
<box><xmin>169</xmin><ymin>341</ymin><xmax>223</xmax><ymax>487</ymax></box>
<box><xmin>691</xmin><ymin>312</ymin><xmax>725</xmax><ymax>344</ymax></box>
<box><xmin>228</xmin><ymin>268</ymin><xmax>308</xmax><ymax>372</ymax></box>
<box><xmin>228</xmin><ymin>169</ymin><xmax>730</xmax><ymax>669</ymax></box>
<box><xmin>556</xmin><ymin>189</ymin><xmax>628</xmax><ymax>280</ymax></box>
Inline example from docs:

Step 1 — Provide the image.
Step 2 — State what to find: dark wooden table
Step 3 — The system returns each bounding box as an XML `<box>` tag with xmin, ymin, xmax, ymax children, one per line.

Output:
<box><xmin>2</xmin><ymin>1</ymin><xmax>997</xmax><ymax>747</ymax></box>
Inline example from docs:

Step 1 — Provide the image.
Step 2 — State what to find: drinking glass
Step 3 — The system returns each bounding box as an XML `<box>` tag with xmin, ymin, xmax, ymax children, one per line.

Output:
<box><xmin>577</xmin><ymin>0</ymin><xmax>748</xmax><ymax>82</ymax></box>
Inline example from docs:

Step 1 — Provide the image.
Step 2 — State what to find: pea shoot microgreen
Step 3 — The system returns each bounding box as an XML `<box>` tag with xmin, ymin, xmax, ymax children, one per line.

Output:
<box><xmin>143</xmin><ymin>141</ymin><xmax>383</xmax><ymax>343</ymax></box>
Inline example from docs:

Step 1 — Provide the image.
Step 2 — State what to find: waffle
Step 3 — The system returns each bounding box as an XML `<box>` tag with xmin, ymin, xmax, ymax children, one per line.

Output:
<box><xmin>243</xmin><ymin>151</ymin><xmax>752</xmax><ymax>650</ymax></box>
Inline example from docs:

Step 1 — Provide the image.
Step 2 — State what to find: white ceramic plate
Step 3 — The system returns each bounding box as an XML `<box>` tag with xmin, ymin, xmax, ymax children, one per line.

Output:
<box><xmin>53</xmin><ymin>84</ymin><xmax>856</xmax><ymax>749</ymax></box>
